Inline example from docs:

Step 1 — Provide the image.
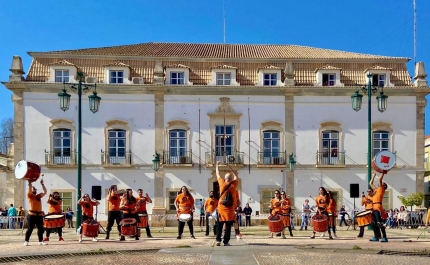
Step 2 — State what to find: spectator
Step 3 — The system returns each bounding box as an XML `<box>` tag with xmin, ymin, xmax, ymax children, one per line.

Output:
<box><xmin>300</xmin><ymin>199</ymin><xmax>311</xmax><ymax>231</ymax></box>
<box><xmin>65</xmin><ymin>207</ymin><xmax>74</xmax><ymax>228</ymax></box>
<box><xmin>199</xmin><ymin>206</ymin><xmax>205</xmax><ymax>227</ymax></box>
<box><xmin>235</xmin><ymin>205</ymin><xmax>243</xmax><ymax>226</ymax></box>
<box><xmin>339</xmin><ymin>205</ymin><xmax>347</xmax><ymax>226</ymax></box>
<box><xmin>17</xmin><ymin>206</ymin><xmax>26</xmax><ymax>229</ymax></box>
<box><xmin>398</xmin><ymin>206</ymin><xmax>409</xmax><ymax>228</ymax></box>
<box><xmin>0</xmin><ymin>207</ymin><xmax>5</xmax><ymax>229</ymax></box>
<box><xmin>243</xmin><ymin>203</ymin><xmax>252</xmax><ymax>227</ymax></box>
<box><xmin>8</xmin><ymin>204</ymin><xmax>17</xmax><ymax>229</ymax></box>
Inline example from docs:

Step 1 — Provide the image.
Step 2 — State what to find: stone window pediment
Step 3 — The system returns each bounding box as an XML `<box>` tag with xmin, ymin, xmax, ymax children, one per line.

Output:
<box><xmin>257</xmin><ymin>65</ymin><xmax>284</xmax><ymax>86</ymax></box>
<box><xmin>364</xmin><ymin>66</ymin><xmax>394</xmax><ymax>87</ymax></box>
<box><xmin>165</xmin><ymin>64</ymin><xmax>193</xmax><ymax>85</ymax></box>
<box><xmin>208</xmin><ymin>65</ymin><xmax>239</xmax><ymax>86</ymax></box>
<box><xmin>314</xmin><ymin>65</ymin><xmax>344</xmax><ymax>87</ymax></box>
<box><xmin>103</xmin><ymin>62</ymin><xmax>131</xmax><ymax>84</ymax></box>
<box><xmin>48</xmin><ymin>60</ymin><xmax>77</xmax><ymax>83</ymax></box>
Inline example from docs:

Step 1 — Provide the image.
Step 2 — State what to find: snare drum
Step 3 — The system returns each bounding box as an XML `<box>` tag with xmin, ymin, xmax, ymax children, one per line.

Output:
<box><xmin>137</xmin><ymin>213</ymin><xmax>148</xmax><ymax>228</ymax></box>
<box><xmin>82</xmin><ymin>220</ymin><xmax>99</xmax><ymax>237</ymax></box>
<box><xmin>15</xmin><ymin>160</ymin><xmax>41</xmax><ymax>182</ymax></box>
<box><xmin>120</xmin><ymin>218</ymin><xmax>137</xmax><ymax>236</ymax></box>
<box><xmin>312</xmin><ymin>214</ymin><xmax>328</xmax><ymax>232</ymax></box>
<box><xmin>43</xmin><ymin>214</ymin><xmax>65</xmax><ymax>229</ymax></box>
<box><xmin>179</xmin><ymin>214</ymin><xmax>192</xmax><ymax>222</ymax></box>
<box><xmin>372</xmin><ymin>151</ymin><xmax>396</xmax><ymax>174</ymax></box>
<box><xmin>268</xmin><ymin>215</ymin><xmax>284</xmax><ymax>233</ymax></box>
<box><xmin>355</xmin><ymin>210</ymin><xmax>373</xmax><ymax>227</ymax></box>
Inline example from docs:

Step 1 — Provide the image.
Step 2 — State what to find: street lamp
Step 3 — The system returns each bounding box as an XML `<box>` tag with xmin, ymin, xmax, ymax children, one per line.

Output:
<box><xmin>288</xmin><ymin>153</ymin><xmax>296</xmax><ymax>172</ymax></box>
<box><xmin>152</xmin><ymin>152</ymin><xmax>161</xmax><ymax>171</ymax></box>
<box><xmin>351</xmin><ymin>72</ymin><xmax>388</xmax><ymax>189</ymax></box>
<box><xmin>57</xmin><ymin>71</ymin><xmax>101</xmax><ymax>231</ymax></box>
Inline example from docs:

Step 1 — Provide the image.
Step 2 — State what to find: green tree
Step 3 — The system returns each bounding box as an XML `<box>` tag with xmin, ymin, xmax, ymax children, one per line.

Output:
<box><xmin>398</xmin><ymin>192</ymin><xmax>424</xmax><ymax>211</ymax></box>
<box><xmin>0</xmin><ymin>117</ymin><xmax>14</xmax><ymax>155</ymax></box>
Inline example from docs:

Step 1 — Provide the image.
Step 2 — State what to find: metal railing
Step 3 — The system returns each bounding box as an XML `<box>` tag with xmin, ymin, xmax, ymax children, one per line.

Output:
<box><xmin>44</xmin><ymin>150</ymin><xmax>77</xmax><ymax>165</ymax></box>
<box><xmin>257</xmin><ymin>151</ymin><xmax>286</xmax><ymax>165</ymax></box>
<box><xmin>163</xmin><ymin>150</ymin><xmax>193</xmax><ymax>164</ymax></box>
<box><xmin>316</xmin><ymin>151</ymin><xmax>345</xmax><ymax>165</ymax></box>
<box><xmin>101</xmin><ymin>150</ymin><xmax>132</xmax><ymax>165</ymax></box>
<box><xmin>205</xmin><ymin>150</ymin><xmax>244</xmax><ymax>165</ymax></box>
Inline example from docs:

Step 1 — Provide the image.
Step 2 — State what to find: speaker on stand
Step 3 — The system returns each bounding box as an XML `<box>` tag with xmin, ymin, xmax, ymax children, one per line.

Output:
<box><xmin>91</xmin><ymin>185</ymin><xmax>106</xmax><ymax>234</ymax></box>
<box><xmin>349</xmin><ymin>183</ymin><xmax>359</xmax><ymax>230</ymax></box>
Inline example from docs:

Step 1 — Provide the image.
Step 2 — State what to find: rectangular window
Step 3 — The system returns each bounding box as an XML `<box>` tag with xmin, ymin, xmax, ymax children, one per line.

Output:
<box><xmin>59</xmin><ymin>192</ymin><xmax>72</xmax><ymax>212</ymax></box>
<box><xmin>261</xmin><ymin>190</ymin><xmax>277</xmax><ymax>214</ymax></box>
<box><xmin>372</xmin><ymin>74</ymin><xmax>386</xmax><ymax>87</ymax></box>
<box><xmin>168</xmin><ymin>191</ymin><xmax>179</xmax><ymax>211</ymax></box>
<box><xmin>53</xmin><ymin>129</ymin><xmax>71</xmax><ymax>164</ymax></box>
<box><xmin>263</xmin><ymin>130</ymin><xmax>280</xmax><ymax>164</ymax></box>
<box><xmin>321</xmin><ymin>130</ymin><xmax>339</xmax><ymax>165</ymax></box>
<box><xmin>169</xmin><ymin>130</ymin><xmax>187</xmax><ymax>163</ymax></box>
<box><xmin>322</xmin><ymin>74</ymin><xmax>336</xmax><ymax>86</ymax></box>
<box><xmin>170</xmin><ymin>72</ymin><xmax>184</xmax><ymax>85</ymax></box>
<box><xmin>55</xmin><ymin>70</ymin><xmax>69</xmax><ymax>83</ymax></box>
<box><xmin>373</xmin><ymin>131</ymin><xmax>389</xmax><ymax>157</ymax></box>
<box><xmin>215</xmin><ymin>125</ymin><xmax>234</xmax><ymax>159</ymax></box>
<box><xmin>263</xmin><ymin>73</ymin><xmax>277</xmax><ymax>86</ymax></box>
<box><xmin>110</xmin><ymin>71</ymin><xmax>124</xmax><ymax>84</ymax></box>
<box><xmin>216</xmin><ymin>73</ymin><xmax>231</xmax><ymax>85</ymax></box>
<box><xmin>108</xmin><ymin>129</ymin><xmax>126</xmax><ymax>164</ymax></box>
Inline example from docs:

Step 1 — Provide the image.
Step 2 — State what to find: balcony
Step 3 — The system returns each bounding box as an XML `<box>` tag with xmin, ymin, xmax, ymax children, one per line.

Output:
<box><xmin>163</xmin><ymin>150</ymin><xmax>193</xmax><ymax>166</ymax></box>
<box><xmin>101</xmin><ymin>150</ymin><xmax>132</xmax><ymax>167</ymax></box>
<box><xmin>316</xmin><ymin>150</ymin><xmax>345</xmax><ymax>167</ymax></box>
<box><xmin>257</xmin><ymin>151</ymin><xmax>286</xmax><ymax>167</ymax></box>
<box><xmin>205</xmin><ymin>150</ymin><xmax>244</xmax><ymax>166</ymax></box>
<box><xmin>44</xmin><ymin>150</ymin><xmax>77</xmax><ymax>166</ymax></box>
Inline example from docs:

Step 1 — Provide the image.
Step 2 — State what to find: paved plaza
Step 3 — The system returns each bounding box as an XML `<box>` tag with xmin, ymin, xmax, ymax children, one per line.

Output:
<box><xmin>0</xmin><ymin>226</ymin><xmax>429</xmax><ymax>264</ymax></box>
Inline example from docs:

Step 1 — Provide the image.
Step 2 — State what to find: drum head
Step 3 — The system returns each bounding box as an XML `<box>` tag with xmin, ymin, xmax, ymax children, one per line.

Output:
<box><xmin>121</xmin><ymin>218</ymin><xmax>136</xmax><ymax>225</ymax></box>
<box><xmin>356</xmin><ymin>210</ymin><xmax>372</xmax><ymax>217</ymax></box>
<box><xmin>15</xmin><ymin>160</ymin><xmax>28</xmax><ymax>179</ymax></box>
<box><xmin>45</xmin><ymin>214</ymin><xmax>64</xmax><ymax>219</ymax></box>
<box><xmin>179</xmin><ymin>214</ymin><xmax>191</xmax><ymax>219</ymax></box>
<box><xmin>138</xmin><ymin>213</ymin><xmax>147</xmax><ymax>217</ymax></box>
<box><xmin>373</xmin><ymin>151</ymin><xmax>396</xmax><ymax>172</ymax></box>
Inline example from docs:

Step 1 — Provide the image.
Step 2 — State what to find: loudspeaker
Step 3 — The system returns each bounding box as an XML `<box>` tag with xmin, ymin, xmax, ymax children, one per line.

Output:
<box><xmin>92</xmin><ymin>186</ymin><xmax>102</xmax><ymax>200</ymax></box>
<box><xmin>350</xmin><ymin>183</ymin><xmax>360</xmax><ymax>198</ymax></box>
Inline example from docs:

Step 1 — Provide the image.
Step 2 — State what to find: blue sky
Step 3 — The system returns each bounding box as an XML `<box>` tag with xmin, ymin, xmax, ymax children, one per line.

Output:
<box><xmin>1</xmin><ymin>0</ymin><xmax>430</xmax><ymax>131</ymax></box>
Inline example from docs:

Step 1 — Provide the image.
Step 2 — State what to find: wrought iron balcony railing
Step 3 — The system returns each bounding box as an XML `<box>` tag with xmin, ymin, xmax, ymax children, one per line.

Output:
<box><xmin>205</xmin><ymin>150</ymin><xmax>244</xmax><ymax>165</ymax></box>
<box><xmin>45</xmin><ymin>150</ymin><xmax>77</xmax><ymax>165</ymax></box>
<box><xmin>101</xmin><ymin>150</ymin><xmax>132</xmax><ymax>165</ymax></box>
<box><xmin>316</xmin><ymin>150</ymin><xmax>345</xmax><ymax>165</ymax></box>
<box><xmin>163</xmin><ymin>150</ymin><xmax>193</xmax><ymax>164</ymax></box>
<box><xmin>257</xmin><ymin>151</ymin><xmax>286</xmax><ymax>165</ymax></box>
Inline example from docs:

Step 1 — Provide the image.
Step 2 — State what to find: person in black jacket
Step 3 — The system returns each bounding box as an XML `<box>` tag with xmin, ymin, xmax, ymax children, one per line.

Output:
<box><xmin>243</xmin><ymin>203</ymin><xmax>252</xmax><ymax>227</ymax></box>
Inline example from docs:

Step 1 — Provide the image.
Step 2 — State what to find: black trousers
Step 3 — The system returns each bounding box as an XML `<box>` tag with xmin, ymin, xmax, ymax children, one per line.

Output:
<box><xmin>46</xmin><ymin>227</ymin><xmax>62</xmax><ymax>237</ymax></box>
<box><xmin>205</xmin><ymin>213</ymin><xmax>217</xmax><ymax>235</ymax></box>
<box><xmin>371</xmin><ymin>210</ymin><xmax>387</xmax><ymax>239</ymax></box>
<box><xmin>178</xmin><ymin>217</ymin><xmax>194</xmax><ymax>236</ymax></box>
<box><xmin>216</xmin><ymin>220</ymin><xmax>233</xmax><ymax>244</ymax></box>
<box><xmin>245</xmin><ymin>215</ymin><xmax>251</xmax><ymax>226</ymax></box>
<box><xmin>106</xmin><ymin>211</ymin><xmax>121</xmax><ymax>234</ymax></box>
<box><xmin>200</xmin><ymin>214</ymin><xmax>205</xmax><ymax>226</ymax></box>
<box><xmin>25</xmin><ymin>215</ymin><xmax>44</xmax><ymax>242</ymax></box>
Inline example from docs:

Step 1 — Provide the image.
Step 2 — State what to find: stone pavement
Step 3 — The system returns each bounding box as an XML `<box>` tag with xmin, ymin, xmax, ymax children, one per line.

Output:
<box><xmin>0</xmin><ymin>226</ymin><xmax>429</xmax><ymax>264</ymax></box>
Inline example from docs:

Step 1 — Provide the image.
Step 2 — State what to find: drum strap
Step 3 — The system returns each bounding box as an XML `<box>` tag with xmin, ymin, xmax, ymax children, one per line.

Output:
<box><xmin>29</xmin><ymin>210</ymin><xmax>44</xmax><ymax>215</ymax></box>
<box><xmin>373</xmin><ymin>202</ymin><xmax>382</xmax><ymax>205</ymax></box>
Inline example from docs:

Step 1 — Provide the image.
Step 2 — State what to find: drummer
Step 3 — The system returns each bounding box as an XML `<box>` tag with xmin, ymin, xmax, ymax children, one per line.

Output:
<box><xmin>136</xmin><ymin>188</ymin><xmax>153</xmax><ymax>238</ymax></box>
<box><xmin>119</xmin><ymin>189</ymin><xmax>139</xmax><ymax>241</ymax></box>
<box><xmin>280</xmin><ymin>191</ymin><xmax>293</xmax><ymax>237</ymax></box>
<box><xmin>310</xmin><ymin>187</ymin><xmax>333</xmax><ymax>239</ymax></box>
<box><xmin>268</xmin><ymin>190</ymin><xmax>282</xmax><ymax>238</ymax></box>
<box><xmin>24</xmin><ymin>179</ymin><xmax>48</xmax><ymax>246</ymax></box>
<box><xmin>357</xmin><ymin>188</ymin><xmax>374</xmax><ymax>238</ymax></box>
<box><xmin>77</xmin><ymin>193</ymin><xmax>99</xmax><ymax>243</ymax></box>
<box><xmin>204</xmin><ymin>191</ymin><xmax>218</xmax><ymax>236</ymax></box>
<box><xmin>327</xmin><ymin>191</ymin><xmax>337</xmax><ymax>238</ymax></box>
<box><xmin>44</xmin><ymin>192</ymin><xmax>64</xmax><ymax>242</ymax></box>
<box><xmin>369</xmin><ymin>171</ymin><xmax>388</xmax><ymax>242</ymax></box>
<box><xmin>175</xmin><ymin>186</ymin><xmax>196</xmax><ymax>239</ymax></box>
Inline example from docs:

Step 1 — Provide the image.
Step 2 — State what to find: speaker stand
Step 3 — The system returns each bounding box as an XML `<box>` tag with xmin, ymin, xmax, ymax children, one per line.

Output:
<box><xmin>353</xmin><ymin>197</ymin><xmax>356</xmax><ymax>230</ymax></box>
<box><xmin>95</xmin><ymin>205</ymin><xmax>106</xmax><ymax>234</ymax></box>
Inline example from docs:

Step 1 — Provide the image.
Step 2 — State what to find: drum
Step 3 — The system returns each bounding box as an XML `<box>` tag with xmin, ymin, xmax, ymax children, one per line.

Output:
<box><xmin>43</xmin><ymin>214</ymin><xmax>65</xmax><ymax>229</ymax></box>
<box><xmin>82</xmin><ymin>220</ymin><xmax>99</xmax><ymax>237</ymax></box>
<box><xmin>179</xmin><ymin>214</ymin><xmax>192</xmax><ymax>222</ymax></box>
<box><xmin>268</xmin><ymin>215</ymin><xmax>284</xmax><ymax>233</ymax></box>
<box><xmin>120</xmin><ymin>218</ymin><xmax>137</xmax><ymax>236</ymax></box>
<box><xmin>137</xmin><ymin>213</ymin><xmax>147</xmax><ymax>228</ymax></box>
<box><xmin>15</xmin><ymin>160</ymin><xmax>41</xmax><ymax>182</ymax></box>
<box><xmin>312</xmin><ymin>214</ymin><xmax>328</xmax><ymax>232</ymax></box>
<box><xmin>210</xmin><ymin>210</ymin><xmax>218</xmax><ymax>220</ymax></box>
<box><xmin>356</xmin><ymin>210</ymin><xmax>373</xmax><ymax>227</ymax></box>
<box><xmin>372</xmin><ymin>151</ymin><xmax>396</xmax><ymax>174</ymax></box>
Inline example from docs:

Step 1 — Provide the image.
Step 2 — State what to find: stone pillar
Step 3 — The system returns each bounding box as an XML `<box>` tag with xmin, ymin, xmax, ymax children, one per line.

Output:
<box><xmin>285</xmin><ymin>94</ymin><xmax>295</xmax><ymax>205</ymax></box>
<box><xmin>284</xmin><ymin>61</ymin><xmax>295</xmax><ymax>86</ymax></box>
<box><xmin>152</xmin><ymin>91</ymin><xmax>166</xmax><ymax>226</ymax></box>
<box><xmin>416</xmin><ymin>95</ymin><xmax>427</xmax><ymax>194</ymax></box>
<box><xmin>153</xmin><ymin>61</ymin><xmax>164</xmax><ymax>85</ymax></box>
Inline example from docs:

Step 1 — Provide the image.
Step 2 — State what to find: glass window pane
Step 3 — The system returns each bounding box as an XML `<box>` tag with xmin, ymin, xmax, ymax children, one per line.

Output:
<box><xmin>63</xmin><ymin>139</ymin><xmax>71</xmax><ymax>147</ymax></box>
<box><xmin>171</xmin><ymin>73</ymin><xmax>177</xmax><ymax>78</ymax></box>
<box><xmin>272</xmin><ymin>141</ymin><xmax>279</xmax><ymax>148</ymax></box>
<box><xmin>226</xmin><ymin>126</ymin><xmax>233</xmax><ymax>134</ymax></box>
<box><xmin>117</xmin><ymin>139</ymin><xmax>125</xmax><ymax>147</ymax></box>
<box><xmin>373</xmin><ymin>141</ymin><xmax>380</xmax><ymax>148</ymax></box>
<box><xmin>170</xmin><ymin>140</ymin><xmax>177</xmax><ymax>147</ymax></box>
<box><xmin>382</xmin><ymin>141</ymin><xmax>389</xmax><ymax>148</ymax></box>
<box><xmin>108</xmin><ymin>139</ymin><xmax>116</xmax><ymax>147</ymax></box>
<box><xmin>179</xmin><ymin>139</ymin><xmax>186</xmax><ymax>147</ymax></box>
<box><xmin>117</xmin><ymin>71</ymin><xmax>123</xmax><ymax>77</ymax></box>
<box><xmin>117</xmin><ymin>131</ymin><xmax>125</xmax><ymax>137</ymax></box>
<box><xmin>331</xmin><ymin>132</ymin><xmax>338</xmax><ymax>138</ymax></box>
<box><xmin>110</xmin><ymin>71</ymin><xmax>116</xmax><ymax>78</ymax></box>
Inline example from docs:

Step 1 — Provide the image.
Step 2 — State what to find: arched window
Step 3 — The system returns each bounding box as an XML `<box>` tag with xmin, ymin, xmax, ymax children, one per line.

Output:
<box><xmin>165</xmin><ymin>120</ymin><xmax>191</xmax><ymax>164</ymax></box>
<box><xmin>104</xmin><ymin>120</ymin><xmax>130</xmax><ymax>165</ymax></box>
<box><xmin>318</xmin><ymin>122</ymin><xmax>343</xmax><ymax>165</ymax></box>
<box><xmin>48</xmin><ymin>119</ymin><xmax>75</xmax><ymax>165</ymax></box>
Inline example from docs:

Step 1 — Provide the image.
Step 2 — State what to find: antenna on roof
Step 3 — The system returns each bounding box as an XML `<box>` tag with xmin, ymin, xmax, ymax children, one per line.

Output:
<box><xmin>223</xmin><ymin>0</ymin><xmax>226</xmax><ymax>44</ymax></box>
<box><xmin>414</xmin><ymin>0</ymin><xmax>417</xmax><ymax>66</ymax></box>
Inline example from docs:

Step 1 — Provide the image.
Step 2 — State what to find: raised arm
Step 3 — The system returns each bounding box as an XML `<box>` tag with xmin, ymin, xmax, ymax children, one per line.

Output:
<box><xmin>216</xmin><ymin>161</ymin><xmax>222</xmax><ymax>179</ymax></box>
<box><xmin>27</xmin><ymin>181</ymin><xmax>33</xmax><ymax>195</ymax></box>
<box><xmin>227</xmin><ymin>164</ymin><xmax>238</xmax><ymax>181</ymax></box>
<box><xmin>369</xmin><ymin>172</ymin><xmax>377</xmax><ymax>191</ymax></box>
<box><xmin>107</xmin><ymin>187</ymin><xmax>112</xmax><ymax>201</ymax></box>
<box><xmin>39</xmin><ymin>179</ymin><xmax>47</xmax><ymax>198</ymax></box>
<box><xmin>145</xmin><ymin>193</ymin><xmax>152</xmax><ymax>203</ymax></box>
<box><xmin>92</xmin><ymin>199</ymin><xmax>100</xmax><ymax>206</ymax></box>
<box><xmin>378</xmin><ymin>172</ymin><xmax>385</xmax><ymax>187</ymax></box>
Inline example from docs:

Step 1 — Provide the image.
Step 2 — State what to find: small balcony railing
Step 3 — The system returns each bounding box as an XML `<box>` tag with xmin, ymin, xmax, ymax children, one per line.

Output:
<box><xmin>163</xmin><ymin>150</ymin><xmax>193</xmax><ymax>164</ymax></box>
<box><xmin>101</xmin><ymin>150</ymin><xmax>132</xmax><ymax>165</ymax></box>
<box><xmin>45</xmin><ymin>150</ymin><xmax>77</xmax><ymax>165</ymax></box>
<box><xmin>316</xmin><ymin>150</ymin><xmax>345</xmax><ymax>165</ymax></box>
<box><xmin>257</xmin><ymin>151</ymin><xmax>286</xmax><ymax>165</ymax></box>
<box><xmin>205</xmin><ymin>150</ymin><xmax>244</xmax><ymax>165</ymax></box>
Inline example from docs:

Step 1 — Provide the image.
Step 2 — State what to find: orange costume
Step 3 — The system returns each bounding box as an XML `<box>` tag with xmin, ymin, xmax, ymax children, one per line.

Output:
<box><xmin>280</xmin><ymin>198</ymin><xmax>292</xmax><ymax>227</ymax></box>
<box><xmin>79</xmin><ymin>200</ymin><xmax>98</xmax><ymax>218</ymax></box>
<box><xmin>136</xmin><ymin>195</ymin><xmax>149</xmax><ymax>213</ymax></box>
<box><xmin>217</xmin><ymin>178</ymin><xmax>237</xmax><ymax>222</ymax></box>
<box><xmin>327</xmin><ymin>198</ymin><xmax>337</xmax><ymax>227</ymax></box>
<box><xmin>121</xmin><ymin>197</ymin><xmax>136</xmax><ymax>214</ymax></box>
<box><xmin>204</xmin><ymin>197</ymin><xmax>218</xmax><ymax>214</ymax></box>
<box><xmin>362</xmin><ymin>195</ymin><xmax>373</xmax><ymax>211</ymax></box>
<box><xmin>47</xmin><ymin>197</ymin><xmax>62</xmax><ymax>214</ymax></box>
<box><xmin>270</xmin><ymin>198</ymin><xmax>282</xmax><ymax>216</ymax></box>
<box><xmin>175</xmin><ymin>193</ymin><xmax>194</xmax><ymax>216</ymax></box>
<box><xmin>315</xmin><ymin>195</ymin><xmax>328</xmax><ymax>214</ymax></box>
<box><xmin>372</xmin><ymin>187</ymin><xmax>387</xmax><ymax>219</ymax></box>
<box><xmin>108</xmin><ymin>192</ymin><xmax>121</xmax><ymax>211</ymax></box>
<box><xmin>28</xmin><ymin>192</ymin><xmax>43</xmax><ymax>216</ymax></box>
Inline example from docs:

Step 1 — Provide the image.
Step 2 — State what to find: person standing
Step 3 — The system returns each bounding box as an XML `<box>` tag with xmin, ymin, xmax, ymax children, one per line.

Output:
<box><xmin>24</xmin><ymin>179</ymin><xmax>48</xmax><ymax>246</ymax></box>
<box><xmin>136</xmin><ymin>189</ymin><xmax>153</xmax><ymax>238</ymax></box>
<box><xmin>17</xmin><ymin>206</ymin><xmax>26</xmax><ymax>229</ymax></box>
<box><xmin>310</xmin><ymin>187</ymin><xmax>333</xmax><ymax>239</ymax></box>
<box><xmin>215</xmin><ymin>162</ymin><xmax>238</xmax><ymax>246</ymax></box>
<box><xmin>7</xmin><ymin>204</ymin><xmax>17</xmax><ymax>229</ymax></box>
<box><xmin>268</xmin><ymin>190</ymin><xmax>281</xmax><ymax>238</ymax></box>
<box><xmin>199</xmin><ymin>206</ymin><xmax>205</xmax><ymax>227</ymax></box>
<box><xmin>65</xmin><ymin>207</ymin><xmax>74</xmax><ymax>228</ymax></box>
<box><xmin>339</xmin><ymin>205</ymin><xmax>347</xmax><ymax>227</ymax></box>
<box><xmin>327</xmin><ymin>191</ymin><xmax>337</xmax><ymax>238</ymax></box>
<box><xmin>243</xmin><ymin>203</ymin><xmax>252</xmax><ymax>227</ymax></box>
<box><xmin>77</xmin><ymin>194</ymin><xmax>99</xmax><ymax>243</ymax></box>
<box><xmin>204</xmin><ymin>191</ymin><xmax>218</xmax><ymax>236</ymax></box>
<box><xmin>369</xmin><ymin>171</ymin><xmax>388</xmax><ymax>242</ymax></box>
<box><xmin>105</xmin><ymin>185</ymin><xmax>122</xmax><ymax>240</ymax></box>
<box><xmin>44</xmin><ymin>192</ymin><xmax>64</xmax><ymax>241</ymax></box>
<box><xmin>119</xmin><ymin>189</ymin><xmax>139</xmax><ymax>241</ymax></box>
<box><xmin>175</xmin><ymin>186</ymin><xmax>195</xmax><ymax>239</ymax></box>
<box><xmin>357</xmin><ymin>188</ymin><xmax>374</xmax><ymax>237</ymax></box>
<box><xmin>280</xmin><ymin>191</ymin><xmax>293</xmax><ymax>238</ymax></box>
<box><xmin>300</xmin><ymin>199</ymin><xmax>310</xmax><ymax>231</ymax></box>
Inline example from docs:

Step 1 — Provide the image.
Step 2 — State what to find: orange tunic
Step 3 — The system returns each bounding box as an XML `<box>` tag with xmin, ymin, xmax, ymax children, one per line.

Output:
<box><xmin>175</xmin><ymin>193</ymin><xmax>194</xmax><ymax>215</ymax></box>
<box><xmin>315</xmin><ymin>195</ymin><xmax>328</xmax><ymax>213</ymax></box>
<box><xmin>108</xmin><ymin>192</ymin><xmax>121</xmax><ymax>211</ymax></box>
<box><xmin>280</xmin><ymin>198</ymin><xmax>292</xmax><ymax>227</ymax></box>
<box><xmin>327</xmin><ymin>198</ymin><xmax>336</xmax><ymax>214</ymax></box>
<box><xmin>270</xmin><ymin>198</ymin><xmax>282</xmax><ymax>215</ymax></box>
<box><xmin>372</xmin><ymin>187</ymin><xmax>384</xmax><ymax>212</ymax></box>
<box><xmin>217</xmin><ymin>178</ymin><xmax>237</xmax><ymax>222</ymax></box>
<box><xmin>79</xmin><ymin>200</ymin><xmax>97</xmax><ymax>217</ymax></box>
<box><xmin>47</xmin><ymin>197</ymin><xmax>62</xmax><ymax>214</ymax></box>
<box><xmin>27</xmin><ymin>191</ymin><xmax>43</xmax><ymax>215</ymax></box>
<box><xmin>121</xmin><ymin>197</ymin><xmax>136</xmax><ymax>214</ymax></box>
<box><xmin>362</xmin><ymin>195</ymin><xmax>373</xmax><ymax>211</ymax></box>
<box><xmin>136</xmin><ymin>195</ymin><xmax>149</xmax><ymax>212</ymax></box>
<box><xmin>204</xmin><ymin>198</ymin><xmax>218</xmax><ymax>214</ymax></box>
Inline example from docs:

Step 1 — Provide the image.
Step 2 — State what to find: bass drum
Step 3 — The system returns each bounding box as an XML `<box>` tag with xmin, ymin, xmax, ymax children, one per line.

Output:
<box><xmin>15</xmin><ymin>161</ymin><xmax>41</xmax><ymax>182</ymax></box>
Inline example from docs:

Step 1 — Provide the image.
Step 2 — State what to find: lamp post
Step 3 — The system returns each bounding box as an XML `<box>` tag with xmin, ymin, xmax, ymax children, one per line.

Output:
<box><xmin>57</xmin><ymin>71</ymin><xmax>101</xmax><ymax>231</ymax></box>
<box><xmin>351</xmin><ymin>72</ymin><xmax>388</xmax><ymax>189</ymax></box>
<box><xmin>152</xmin><ymin>152</ymin><xmax>161</xmax><ymax>171</ymax></box>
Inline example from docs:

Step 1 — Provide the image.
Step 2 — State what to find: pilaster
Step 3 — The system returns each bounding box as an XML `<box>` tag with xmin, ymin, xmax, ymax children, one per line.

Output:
<box><xmin>285</xmin><ymin>94</ymin><xmax>295</xmax><ymax>204</ymax></box>
<box><xmin>416</xmin><ymin>95</ymin><xmax>427</xmax><ymax>194</ymax></box>
<box><xmin>11</xmin><ymin>91</ymin><xmax>25</xmax><ymax>207</ymax></box>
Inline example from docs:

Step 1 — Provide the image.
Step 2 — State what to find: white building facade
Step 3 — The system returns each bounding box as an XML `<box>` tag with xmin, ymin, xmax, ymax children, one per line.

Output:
<box><xmin>2</xmin><ymin>43</ymin><xmax>429</xmax><ymax>224</ymax></box>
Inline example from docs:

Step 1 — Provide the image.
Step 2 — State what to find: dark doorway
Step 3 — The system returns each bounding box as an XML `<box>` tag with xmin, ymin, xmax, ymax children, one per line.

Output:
<box><xmin>213</xmin><ymin>181</ymin><xmax>220</xmax><ymax>200</ymax></box>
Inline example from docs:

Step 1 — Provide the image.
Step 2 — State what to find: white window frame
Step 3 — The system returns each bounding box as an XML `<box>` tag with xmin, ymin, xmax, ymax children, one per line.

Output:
<box><xmin>48</xmin><ymin>66</ymin><xmax>77</xmax><ymax>83</ymax></box>
<box><xmin>364</xmin><ymin>70</ymin><xmax>393</xmax><ymax>87</ymax></box>
<box><xmin>165</xmin><ymin>67</ymin><xmax>193</xmax><ymax>85</ymax></box>
<box><xmin>49</xmin><ymin>119</ymin><xmax>75</xmax><ymax>165</ymax></box>
<box><xmin>53</xmin><ymin>129</ymin><xmax>72</xmax><ymax>164</ymax></box>
<box><xmin>257</xmin><ymin>69</ymin><xmax>284</xmax><ymax>86</ymax></box>
<box><xmin>372</xmin><ymin>130</ymin><xmax>389</xmax><ymax>157</ymax></box>
<box><xmin>216</xmin><ymin>73</ymin><xmax>231</xmax><ymax>85</ymax></box>
<box><xmin>55</xmin><ymin>70</ymin><xmax>70</xmax><ymax>83</ymax></box>
<box><xmin>104</xmin><ymin>66</ymin><xmax>131</xmax><ymax>84</ymax></box>
<box><xmin>208</xmin><ymin>69</ymin><xmax>239</xmax><ymax>86</ymax></box>
<box><xmin>104</xmin><ymin>119</ymin><xmax>130</xmax><ymax>164</ymax></box>
<box><xmin>109</xmin><ymin>70</ymin><xmax>124</xmax><ymax>84</ymax></box>
<box><xmin>322</xmin><ymin>73</ymin><xmax>336</xmax><ymax>86</ymax></box>
<box><xmin>315</xmin><ymin>69</ymin><xmax>343</xmax><ymax>87</ymax></box>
